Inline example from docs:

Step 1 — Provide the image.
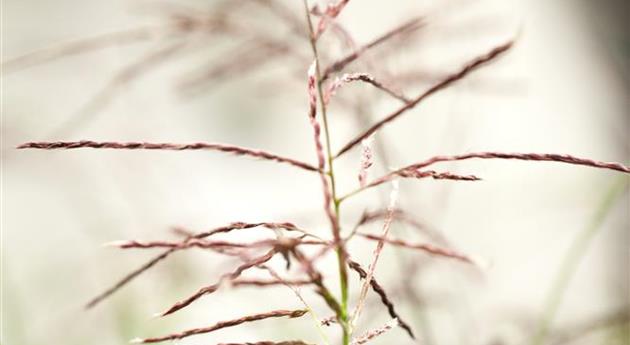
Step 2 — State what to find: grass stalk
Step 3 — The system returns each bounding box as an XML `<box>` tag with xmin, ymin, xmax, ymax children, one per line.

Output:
<box><xmin>302</xmin><ymin>1</ymin><xmax>350</xmax><ymax>343</ymax></box>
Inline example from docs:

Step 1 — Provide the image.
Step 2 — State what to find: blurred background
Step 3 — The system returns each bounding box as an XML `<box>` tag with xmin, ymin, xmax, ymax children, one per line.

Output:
<box><xmin>2</xmin><ymin>0</ymin><xmax>629</xmax><ymax>344</ymax></box>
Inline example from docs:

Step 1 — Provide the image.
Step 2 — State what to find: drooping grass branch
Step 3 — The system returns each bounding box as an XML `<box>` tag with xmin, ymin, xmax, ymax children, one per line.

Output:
<box><xmin>403</xmin><ymin>152</ymin><xmax>630</xmax><ymax>173</ymax></box>
<box><xmin>160</xmin><ymin>249</ymin><xmax>277</xmax><ymax>317</ymax></box>
<box><xmin>321</xmin><ymin>17</ymin><xmax>424</xmax><ymax>81</ymax></box>
<box><xmin>18</xmin><ymin>141</ymin><xmax>319</xmax><ymax>172</ymax></box>
<box><xmin>339</xmin><ymin>152</ymin><xmax>630</xmax><ymax>202</ymax></box>
<box><xmin>108</xmin><ymin>238</ymin><xmax>326</xmax><ymax>251</ymax></box>
<box><xmin>85</xmin><ymin>222</ymin><xmax>314</xmax><ymax>309</ymax></box>
<box><xmin>2</xmin><ymin>26</ymin><xmax>160</xmax><ymax>73</ymax></box>
<box><xmin>324</xmin><ymin>72</ymin><xmax>411</xmax><ymax>105</ymax></box>
<box><xmin>347</xmin><ymin>259</ymin><xmax>415</xmax><ymax>339</ymax></box>
<box><xmin>335</xmin><ymin>40</ymin><xmax>514</xmax><ymax>157</ymax></box>
<box><xmin>131</xmin><ymin>309</ymin><xmax>308</xmax><ymax>343</ymax></box>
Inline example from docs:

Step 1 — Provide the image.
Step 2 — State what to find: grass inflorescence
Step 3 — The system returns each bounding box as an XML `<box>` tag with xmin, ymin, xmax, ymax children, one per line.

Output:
<box><xmin>11</xmin><ymin>0</ymin><xmax>630</xmax><ymax>344</ymax></box>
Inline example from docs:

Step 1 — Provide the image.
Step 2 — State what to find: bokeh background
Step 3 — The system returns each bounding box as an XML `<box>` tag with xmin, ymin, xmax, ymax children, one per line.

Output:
<box><xmin>2</xmin><ymin>0</ymin><xmax>629</xmax><ymax>344</ymax></box>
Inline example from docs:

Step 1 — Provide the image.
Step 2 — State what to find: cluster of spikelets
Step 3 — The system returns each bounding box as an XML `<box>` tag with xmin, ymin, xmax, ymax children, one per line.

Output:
<box><xmin>13</xmin><ymin>0</ymin><xmax>630</xmax><ymax>344</ymax></box>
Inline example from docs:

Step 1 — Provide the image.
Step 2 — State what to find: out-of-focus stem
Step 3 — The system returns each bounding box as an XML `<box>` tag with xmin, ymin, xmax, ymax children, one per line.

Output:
<box><xmin>531</xmin><ymin>175</ymin><xmax>629</xmax><ymax>345</ymax></box>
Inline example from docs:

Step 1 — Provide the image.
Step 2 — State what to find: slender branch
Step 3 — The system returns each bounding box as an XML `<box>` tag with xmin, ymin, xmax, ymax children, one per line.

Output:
<box><xmin>131</xmin><ymin>309</ymin><xmax>308</xmax><ymax>343</ymax></box>
<box><xmin>340</xmin><ymin>151</ymin><xmax>630</xmax><ymax>203</ymax></box>
<box><xmin>324</xmin><ymin>72</ymin><xmax>411</xmax><ymax>105</ymax></box>
<box><xmin>347</xmin><ymin>259</ymin><xmax>415</xmax><ymax>339</ymax></box>
<box><xmin>321</xmin><ymin>17</ymin><xmax>424</xmax><ymax>81</ymax></box>
<box><xmin>402</xmin><ymin>152</ymin><xmax>630</xmax><ymax>174</ymax></box>
<box><xmin>350</xmin><ymin>182</ymin><xmax>399</xmax><ymax>331</ymax></box>
<box><xmin>339</xmin><ymin>169</ymin><xmax>481</xmax><ymax>203</ymax></box>
<box><xmin>350</xmin><ymin>318</ymin><xmax>399</xmax><ymax>345</ymax></box>
<box><xmin>335</xmin><ymin>40</ymin><xmax>514</xmax><ymax>157</ymax></box>
<box><xmin>85</xmin><ymin>222</ymin><xmax>307</xmax><ymax>309</ymax></box>
<box><xmin>160</xmin><ymin>249</ymin><xmax>276</xmax><ymax>317</ymax></box>
<box><xmin>2</xmin><ymin>26</ymin><xmax>158</xmax><ymax>72</ymax></box>
<box><xmin>357</xmin><ymin>233</ymin><xmax>474</xmax><ymax>264</ymax></box>
<box><xmin>17</xmin><ymin>141</ymin><xmax>319</xmax><ymax>172</ymax></box>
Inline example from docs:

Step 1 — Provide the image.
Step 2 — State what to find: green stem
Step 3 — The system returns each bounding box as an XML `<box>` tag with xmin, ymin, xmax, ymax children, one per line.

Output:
<box><xmin>531</xmin><ymin>175</ymin><xmax>629</xmax><ymax>345</ymax></box>
<box><xmin>302</xmin><ymin>2</ymin><xmax>350</xmax><ymax>344</ymax></box>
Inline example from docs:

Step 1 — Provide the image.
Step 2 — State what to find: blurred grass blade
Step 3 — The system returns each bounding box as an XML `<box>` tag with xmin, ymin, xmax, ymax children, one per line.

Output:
<box><xmin>531</xmin><ymin>175</ymin><xmax>629</xmax><ymax>345</ymax></box>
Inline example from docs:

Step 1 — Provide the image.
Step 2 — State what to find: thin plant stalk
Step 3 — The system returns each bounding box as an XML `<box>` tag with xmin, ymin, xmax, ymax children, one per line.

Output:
<box><xmin>530</xmin><ymin>175</ymin><xmax>629</xmax><ymax>345</ymax></box>
<box><xmin>302</xmin><ymin>1</ymin><xmax>350</xmax><ymax>343</ymax></box>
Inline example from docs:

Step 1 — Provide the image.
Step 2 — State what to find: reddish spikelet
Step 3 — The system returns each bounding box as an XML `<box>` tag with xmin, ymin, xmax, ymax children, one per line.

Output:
<box><xmin>389</xmin><ymin>168</ymin><xmax>480</xmax><ymax>189</ymax></box>
<box><xmin>321</xmin><ymin>17</ymin><xmax>424</xmax><ymax>81</ymax></box>
<box><xmin>307</xmin><ymin>61</ymin><xmax>341</xmax><ymax>243</ymax></box>
<box><xmin>395</xmin><ymin>169</ymin><xmax>482</xmax><ymax>181</ymax></box>
<box><xmin>350</xmin><ymin>182</ymin><xmax>399</xmax><ymax>328</ymax></box>
<box><xmin>86</xmin><ymin>222</ymin><xmax>313</xmax><ymax>309</ymax></box>
<box><xmin>314</xmin><ymin>0</ymin><xmax>351</xmax><ymax>38</ymax></box>
<box><xmin>340</xmin><ymin>169</ymin><xmax>481</xmax><ymax>203</ymax></box>
<box><xmin>160</xmin><ymin>249</ymin><xmax>277</xmax><ymax>317</ymax></box>
<box><xmin>404</xmin><ymin>152</ymin><xmax>630</xmax><ymax>174</ymax></box>
<box><xmin>324</xmin><ymin>73</ymin><xmax>410</xmax><ymax>105</ymax></box>
<box><xmin>350</xmin><ymin>318</ymin><xmax>399</xmax><ymax>345</ymax></box>
<box><xmin>358</xmin><ymin>138</ymin><xmax>374</xmax><ymax>188</ymax></box>
<box><xmin>358</xmin><ymin>233</ymin><xmax>474</xmax><ymax>264</ymax></box>
<box><xmin>335</xmin><ymin>40</ymin><xmax>514</xmax><ymax>157</ymax></box>
<box><xmin>17</xmin><ymin>141</ymin><xmax>319</xmax><ymax>172</ymax></box>
<box><xmin>347</xmin><ymin>259</ymin><xmax>415</xmax><ymax>339</ymax></box>
<box><xmin>132</xmin><ymin>309</ymin><xmax>308</xmax><ymax>343</ymax></box>
<box><xmin>370</xmin><ymin>169</ymin><xmax>481</xmax><ymax>189</ymax></box>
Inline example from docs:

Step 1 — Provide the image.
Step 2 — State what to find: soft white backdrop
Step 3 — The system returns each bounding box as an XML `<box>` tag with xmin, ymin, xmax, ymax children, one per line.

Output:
<box><xmin>2</xmin><ymin>0</ymin><xmax>628</xmax><ymax>344</ymax></box>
